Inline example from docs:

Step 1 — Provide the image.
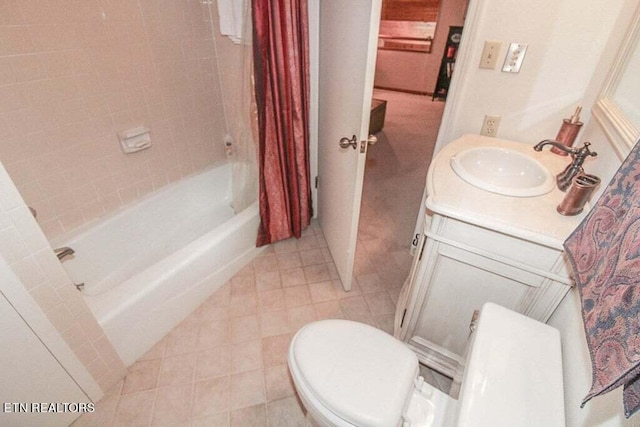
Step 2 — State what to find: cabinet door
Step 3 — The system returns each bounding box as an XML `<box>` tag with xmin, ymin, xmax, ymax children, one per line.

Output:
<box><xmin>0</xmin><ymin>292</ymin><xmax>89</xmax><ymax>426</ymax></box>
<box><xmin>406</xmin><ymin>243</ymin><xmax>558</xmax><ymax>375</ymax></box>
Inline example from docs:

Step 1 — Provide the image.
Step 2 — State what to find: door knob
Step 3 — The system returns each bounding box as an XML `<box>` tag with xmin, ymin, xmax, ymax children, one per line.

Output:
<box><xmin>339</xmin><ymin>135</ymin><xmax>357</xmax><ymax>150</ymax></box>
<box><xmin>366</xmin><ymin>135</ymin><xmax>377</xmax><ymax>145</ymax></box>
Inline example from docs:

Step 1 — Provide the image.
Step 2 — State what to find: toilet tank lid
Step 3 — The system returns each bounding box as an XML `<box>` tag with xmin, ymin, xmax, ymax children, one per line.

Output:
<box><xmin>457</xmin><ymin>303</ymin><xmax>565</xmax><ymax>427</ymax></box>
<box><xmin>290</xmin><ymin>319</ymin><xmax>418</xmax><ymax>427</ymax></box>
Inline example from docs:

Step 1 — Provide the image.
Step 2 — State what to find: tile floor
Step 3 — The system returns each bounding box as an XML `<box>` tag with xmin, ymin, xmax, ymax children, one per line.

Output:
<box><xmin>73</xmin><ymin>90</ymin><xmax>445</xmax><ymax>426</ymax></box>
<box><xmin>73</xmin><ymin>221</ymin><xmax>408</xmax><ymax>427</ymax></box>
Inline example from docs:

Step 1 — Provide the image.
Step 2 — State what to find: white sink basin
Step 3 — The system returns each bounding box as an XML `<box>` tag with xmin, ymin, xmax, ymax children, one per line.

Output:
<box><xmin>450</xmin><ymin>147</ymin><xmax>555</xmax><ymax>197</ymax></box>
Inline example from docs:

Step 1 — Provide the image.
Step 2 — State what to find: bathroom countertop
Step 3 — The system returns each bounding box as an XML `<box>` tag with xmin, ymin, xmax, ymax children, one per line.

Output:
<box><xmin>426</xmin><ymin>134</ymin><xmax>589</xmax><ymax>250</ymax></box>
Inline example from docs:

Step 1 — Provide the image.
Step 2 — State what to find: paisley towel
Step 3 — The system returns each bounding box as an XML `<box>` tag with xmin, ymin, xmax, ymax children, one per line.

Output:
<box><xmin>564</xmin><ymin>140</ymin><xmax>640</xmax><ymax>418</ymax></box>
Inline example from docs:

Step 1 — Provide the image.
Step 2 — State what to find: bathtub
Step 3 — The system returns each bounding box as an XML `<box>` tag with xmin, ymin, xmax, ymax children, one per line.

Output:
<box><xmin>57</xmin><ymin>164</ymin><xmax>262</xmax><ymax>366</ymax></box>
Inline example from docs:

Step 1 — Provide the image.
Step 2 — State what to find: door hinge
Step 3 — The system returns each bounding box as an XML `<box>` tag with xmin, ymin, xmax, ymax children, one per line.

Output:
<box><xmin>315</xmin><ymin>176</ymin><xmax>319</xmax><ymax>189</ymax></box>
<box><xmin>400</xmin><ymin>309</ymin><xmax>407</xmax><ymax>328</ymax></box>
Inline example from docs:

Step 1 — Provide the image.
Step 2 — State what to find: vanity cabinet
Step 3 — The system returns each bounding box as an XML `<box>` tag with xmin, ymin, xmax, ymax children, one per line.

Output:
<box><xmin>397</xmin><ymin>134</ymin><xmax>584</xmax><ymax>378</ymax></box>
<box><xmin>398</xmin><ymin>212</ymin><xmax>573</xmax><ymax>377</ymax></box>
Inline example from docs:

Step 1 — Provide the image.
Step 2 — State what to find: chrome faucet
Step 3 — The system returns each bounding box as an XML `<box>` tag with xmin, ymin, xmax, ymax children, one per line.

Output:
<box><xmin>533</xmin><ymin>140</ymin><xmax>597</xmax><ymax>191</ymax></box>
<box><xmin>54</xmin><ymin>247</ymin><xmax>75</xmax><ymax>261</ymax></box>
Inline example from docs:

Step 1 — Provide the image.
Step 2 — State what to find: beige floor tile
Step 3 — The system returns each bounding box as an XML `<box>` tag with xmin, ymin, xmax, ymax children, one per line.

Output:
<box><xmin>287</xmin><ymin>305</ymin><xmax>316</xmax><ymax>333</ymax></box>
<box><xmin>113</xmin><ymin>390</ymin><xmax>156</xmax><ymax>427</ymax></box>
<box><xmin>198</xmin><ymin>318</ymin><xmax>230</xmax><ymax>348</ymax></box>
<box><xmin>299</xmin><ymin>248</ymin><xmax>324</xmax><ymax>266</ymax></box>
<box><xmin>195</xmin><ymin>346</ymin><xmax>231</xmax><ymax>380</ymax></box>
<box><xmin>364</xmin><ymin>291</ymin><xmax>397</xmax><ymax>316</ymax></box>
<box><xmin>230</xmin><ymin>403</ymin><xmax>267</xmax><ymax>427</ymax></box>
<box><xmin>257</xmin><ymin>288</ymin><xmax>286</xmax><ymax>313</ymax></box>
<box><xmin>121</xmin><ymin>359</ymin><xmax>161</xmax><ymax>395</ymax></box>
<box><xmin>340</xmin><ymin>295</ymin><xmax>371</xmax><ymax>318</ymax></box>
<box><xmin>315</xmin><ymin>233</ymin><xmax>327</xmax><ymax>246</ymax></box>
<box><xmin>255</xmin><ymin>271</ymin><xmax>282</xmax><ymax>292</ymax></box>
<box><xmin>190</xmin><ymin>412</ymin><xmax>230</xmax><ymax>427</ymax></box>
<box><xmin>313</xmin><ymin>300</ymin><xmax>345</xmax><ymax>320</ymax></box>
<box><xmin>296</xmin><ymin>235</ymin><xmax>318</xmax><ymax>250</ymax></box>
<box><xmin>158</xmin><ymin>353</ymin><xmax>196</xmax><ymax>388</ymax></box>
<box><xmin>347</xmin><ymin>311</ymin><xmax>376</xmax><ymax>327</ymax></box>
<box><xmin>230</xmin><ymin>275</ymin><xmax>256</xmax><ymax>296</ymax></box>
<box><xmin>192</xmin><ymin>376</ymin><xmax>230</xmax><ymax>418</ymax></box>
<box><xmin>260</xmin><ymin>310</ymin><xmax>290</xmax><ymax>337</ymax></box>
<box><xmin>276</xmin><ymin>252</ymin><xmax>302</xmax><ymax>270</ymax></box>
<box><xmin>332</xmin><ymin>278</ymin><xmax>361</xmax><ymax>299</ymax></box>
<box><xmin>264</xmin><ymin>364</ymin><xmax>295</xmax><ymax>402</ymax></box>
<box><xmin>253</xmin><ymin>254</ymin><xmax>279</xmax><ymax>274</ymax></box>
<box><xmin>273</xmin><ymin>239</ymin><xmax>299</xmax><ymax>253</ymax></box>
<box><xmin>229</xmin><ymin>293</ymin><xmax>258</xmax><ymax>317</ymax></box>
<box><xmin>229</xmin><ymin>369</ymin><xmax>266</xmax><ymax>410</ymax></box>
<box><xmin>326</xmin><ymin>262</ymin><xmax>339</xmax><ymax>280</ymax></box>
<box><xmin>165</xmin><ymin>317</ymin><xmax>200</xmax><ymax>357</ymax></box>
<box><xmin>151</xmin><ymin>383</ymin><xmax>192</xmax><ymax>426</ymax></box>
<box><xmin>231</xmin><ymin>340</ymin><xmax>263</xmax><ymax>373</ymax></box>
<box><xmin>261</xmin><ymin>333</ymin><xmax>291</xmax><ymax>368</ymax></box>
<box><xmin>235</xmin><ymin>261</ymin><xmax>255</xmax><ymax>277</ymax></box>
<box><xmin>230</xmin><ymin>315</ymin><xmax>260</xmax><ymax>343</ymax></box>
<box><xmin>266</xmin><ymin>396</ymin><xmax>306</xmax><ymax>427</ymax></box>
<box><xmin>196</xmin><ymin>297</ymin><xmax>230</xmax><ymax>321</ymax></box>
<box><xmin>281</xmin><ymin>267</ymin><xmax>307</xmax><ymax>287</ymax></box>
<box><xmin>283</xmin><ymin>284</ymin><xmax>311</xmax><ymax>308</ymax></box>
<box><xmin>308</xmin><ymin>280</ymin><xmax>337</xmax><ymax>303</ymax></box>
<box><xmin>357</xmin><ymin>272</ymin><xmax>386</xmax><ymax>294</ymax></box>
<box><xmin>303</xmin><ymin>263</ymin><xmax>331</xmax><ymax>284</ymax></box>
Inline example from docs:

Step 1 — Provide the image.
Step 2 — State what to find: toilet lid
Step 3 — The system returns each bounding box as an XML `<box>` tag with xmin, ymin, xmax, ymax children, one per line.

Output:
<box><xmin>290</xmin><ymin>320</ymin><xmax>418</xmax><ymax>427</ymax></box>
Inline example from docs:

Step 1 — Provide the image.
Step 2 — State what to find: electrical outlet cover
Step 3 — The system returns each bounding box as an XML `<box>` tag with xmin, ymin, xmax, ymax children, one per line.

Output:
<box><xmin>480</xmin><ymin>115</ymin><xmax>501</xmax><ymax>137</ymax></box>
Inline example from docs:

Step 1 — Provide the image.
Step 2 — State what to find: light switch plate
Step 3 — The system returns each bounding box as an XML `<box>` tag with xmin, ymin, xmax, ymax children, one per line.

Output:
<box><xmin>479</xmin><ymin>41</ymin><xmax>502</xmax><ymax>69</ymax></box>
<box><xmin>502</xmin><ymin>43</ymin><xmax>528</xmax><ymax>73</ymax></box>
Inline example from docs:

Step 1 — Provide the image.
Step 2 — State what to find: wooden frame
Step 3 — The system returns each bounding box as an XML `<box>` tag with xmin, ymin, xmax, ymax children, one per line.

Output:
<box><xmin>592</xmin><ymin>4</ymin><xmax>640</xmax><ymax>159</ymax></box>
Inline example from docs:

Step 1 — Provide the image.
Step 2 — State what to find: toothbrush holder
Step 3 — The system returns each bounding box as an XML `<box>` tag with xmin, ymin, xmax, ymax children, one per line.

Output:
<box><xmin>557</xmin><ymin>174</ymin><xmax>600</xmax><ymax>216</ymax></box>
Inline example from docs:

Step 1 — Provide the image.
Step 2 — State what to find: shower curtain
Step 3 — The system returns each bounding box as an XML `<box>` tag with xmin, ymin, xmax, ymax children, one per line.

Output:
<box><xmin>252</xmin><ymin>0</ymin><xmax>312</xmax><ymax>246</ymax></box>
<box><xmin>210</xmin><ymin>0</ymin><xmax>259</xmax><ymax>214</ymax></box>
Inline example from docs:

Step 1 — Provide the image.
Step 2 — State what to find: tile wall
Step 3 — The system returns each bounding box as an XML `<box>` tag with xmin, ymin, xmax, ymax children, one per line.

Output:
<box><xmin>0</xmin><ymin>0</ymin><xmax>229</xmax><ymax>240</ymax></box>
<box><xmin>0</xmin><ymin>0</ymin><xmax>248</xmax><ymax>400</ymax></box>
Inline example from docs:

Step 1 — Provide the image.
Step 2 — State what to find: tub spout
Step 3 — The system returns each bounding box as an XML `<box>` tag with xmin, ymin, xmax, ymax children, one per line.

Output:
<box><xmin>54</xmin><ymin>247</ymin><xmax>75</xmax><ymax>261</ymax></box>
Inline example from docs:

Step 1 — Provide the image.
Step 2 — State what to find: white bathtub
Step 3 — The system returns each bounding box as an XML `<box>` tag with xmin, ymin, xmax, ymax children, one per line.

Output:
<box><xmin>57</xmin><ymin>164</ymin><xmax>261</xmax><ymax>366</ymax></box>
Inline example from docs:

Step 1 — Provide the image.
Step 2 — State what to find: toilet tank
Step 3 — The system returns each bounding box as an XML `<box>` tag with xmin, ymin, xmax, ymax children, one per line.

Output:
<box><xmin>456</xmin><ymin>303</ymin><xmax>565</xmax><ymax>426</ymax></box>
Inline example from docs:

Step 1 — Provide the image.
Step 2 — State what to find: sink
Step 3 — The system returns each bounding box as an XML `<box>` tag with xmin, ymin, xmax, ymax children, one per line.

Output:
<box><xmin>450</xmin><ymin>147</ymin><xmax>555</xmax><ymax>197</ymax></box>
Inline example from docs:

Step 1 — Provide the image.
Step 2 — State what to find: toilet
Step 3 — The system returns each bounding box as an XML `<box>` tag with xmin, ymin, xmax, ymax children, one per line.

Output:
<box><xmin>288</xmin><ymin>303</ymin><xmax>565</xmax><ymax>427</ymax></box>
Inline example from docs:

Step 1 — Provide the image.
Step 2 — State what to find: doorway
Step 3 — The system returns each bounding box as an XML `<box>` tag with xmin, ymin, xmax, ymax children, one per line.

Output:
<box><xmin>350</xmin><ymin>0</ymin><xmax>469</xmax><ymax>333</ymax></box>
<box><xmin>353</xmin><ymin>93</ymin><xmax>444</xmax><ymax>315</ymax></box>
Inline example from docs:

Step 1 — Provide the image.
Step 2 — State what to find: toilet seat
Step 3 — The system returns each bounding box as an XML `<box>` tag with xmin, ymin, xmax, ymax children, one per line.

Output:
<box><xmin>288</xmin><ymin>320</ymin><xmax>440</xmax><ymax>427</ymax></box>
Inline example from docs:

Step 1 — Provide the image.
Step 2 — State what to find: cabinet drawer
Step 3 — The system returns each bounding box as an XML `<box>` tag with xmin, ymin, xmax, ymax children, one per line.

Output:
<box><xmin>430</xmin><ymin>215</ymin><xmax>565</xmax><ymax>272</ymax></box>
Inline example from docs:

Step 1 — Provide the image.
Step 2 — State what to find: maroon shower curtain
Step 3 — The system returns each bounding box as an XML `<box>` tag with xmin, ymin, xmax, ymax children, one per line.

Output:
<box><xmin>252</xmin><ymin>0</ymin><xmax>312</xmax><ymax>246</ymax></box>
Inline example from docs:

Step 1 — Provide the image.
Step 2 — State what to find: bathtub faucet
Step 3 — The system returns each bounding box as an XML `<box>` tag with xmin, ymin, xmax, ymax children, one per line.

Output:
<box><xmin>54</xmin><ymin>247</ymin><xmax>75</xmax><ymax>261</ymax></box>
<box><xmin>533</xmin><ymin>140</ymin><xmax>597</xmax><ymax>191</ymax></box>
